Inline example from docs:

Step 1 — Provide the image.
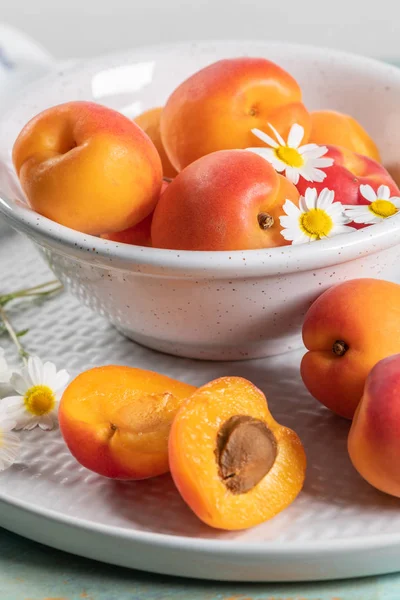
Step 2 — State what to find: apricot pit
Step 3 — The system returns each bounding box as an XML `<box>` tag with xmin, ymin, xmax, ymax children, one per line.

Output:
<box><xmin>216</xmin><ymin>415</ymin><xmax>277</xmax><ymax>494</ymax></box>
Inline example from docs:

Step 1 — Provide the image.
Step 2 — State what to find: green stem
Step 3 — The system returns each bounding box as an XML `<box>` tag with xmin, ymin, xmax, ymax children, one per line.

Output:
<box><xmin>0</xmin><ymin>280</ymin><xmax>62</xmax><ymax>305</ymax></box>
<box><xmin>0</xmin><ymin>279</ymin><xmax>63</xmax><ymax>364</ymax></box>
<box><xmin>0</xmin><ymin>303</ymin><xmax>29</xmax><ymax>364</ymax></box>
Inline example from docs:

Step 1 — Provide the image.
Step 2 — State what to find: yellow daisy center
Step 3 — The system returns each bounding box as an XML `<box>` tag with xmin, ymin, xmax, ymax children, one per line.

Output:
<box><xmin>368</xmin><ymin>199</ymin><xmax>397</xmax><ymax>218</ymax></box>
<box><xmin>275</xmin><ymin>146</ymin><xmax>304</xmax><ymax>168</ymax></box>
<box><xmin>299</xmin><ymin>208</ymin><xmax>333</xmax><ymax>239</ymax></box>
<box><xmin>24</xmin><ymin>385</ymin><xmax>55</xmax><ymax>416</ymax></box>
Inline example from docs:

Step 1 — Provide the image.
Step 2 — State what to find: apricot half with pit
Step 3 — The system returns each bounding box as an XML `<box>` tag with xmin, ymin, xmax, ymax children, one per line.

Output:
<box><xmin>169</xmin><ymin>376</ymin><xmax>306</xmax><ymax>530</ymax></box>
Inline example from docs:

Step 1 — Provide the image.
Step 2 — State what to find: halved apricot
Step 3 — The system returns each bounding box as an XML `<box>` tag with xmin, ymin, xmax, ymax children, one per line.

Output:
<box><xmin>59</xmin><ymin>366</ymin><xmax>196</xmax><ymax>480</ymax></box>
<box><xmin>169</xmin><ymin>376</ymin><xmax>306</xmax><ymax>530</ymax></box>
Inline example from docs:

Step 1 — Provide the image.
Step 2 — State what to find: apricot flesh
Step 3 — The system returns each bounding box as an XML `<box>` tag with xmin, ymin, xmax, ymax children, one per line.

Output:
<box><xmin>169</xmin><ymin>376</ymin><xmax>306</xmax><ymax>530</ymax></box>
<box><xmin>348</xmin><ymin>354</ymin><xmax>400</xmax><ymax>497</ymax></box>
<box><xmin>59</xmin><ymin>366</ymin><xmax>196</xmax><ymax>480</ymax></box>
<box><xmin>301</xmin><ymin>279</ymin><xmax>400</xmax><ymax>419</ymax></box>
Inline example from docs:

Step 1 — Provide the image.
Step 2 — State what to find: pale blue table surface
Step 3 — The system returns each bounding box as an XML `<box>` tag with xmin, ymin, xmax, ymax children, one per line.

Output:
<box><xmin>1</xmin><ymin>527</ymin><xmax>400</xmax><ymax>600</ymax></box>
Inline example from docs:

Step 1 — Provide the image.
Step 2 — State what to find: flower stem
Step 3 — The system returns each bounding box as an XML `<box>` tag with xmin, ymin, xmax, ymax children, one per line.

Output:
<box><xmin>0</xmin><ymin>281</ymin><xmax>62</xmax><ymax>305</ymax></box>
<box><xmin>0</xmin><ymin>279</ymin><xmax>63</xmax><ymax>365</ymax></box>
<box><xmin>0</xmin><ymin>303</ymin><xmax>29</xmax><ymax>364</ymax></box>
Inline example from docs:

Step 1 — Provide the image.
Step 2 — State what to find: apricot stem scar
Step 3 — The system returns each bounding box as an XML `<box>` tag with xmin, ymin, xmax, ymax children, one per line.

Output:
<box><xmin>258</xmin><ymin>212</ymin><xmax>274</xmax><ymax>230</ymax></box>
<box><xmin>332</xmin><ymin>340</ymin><xmax>349</xmax><ymax>356</ymax></box>
<box><xmin>215</xmin><ymin>415</ymin><xmax>277</xmax><ymax>494</ymax></box>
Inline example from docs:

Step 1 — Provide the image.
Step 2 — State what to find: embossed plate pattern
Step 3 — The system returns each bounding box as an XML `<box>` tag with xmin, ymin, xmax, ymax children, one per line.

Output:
<box><xmin>1</xmin><ymin>230</ymin><xmax>400</xmax><ymax>581</ymax></box>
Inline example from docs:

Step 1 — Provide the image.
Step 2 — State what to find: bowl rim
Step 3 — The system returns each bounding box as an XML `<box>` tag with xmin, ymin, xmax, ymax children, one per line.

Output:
<box><xmin>1</xmin><ymin>39</ymin><xmax>400</xmax><ymax>277</ymax></box>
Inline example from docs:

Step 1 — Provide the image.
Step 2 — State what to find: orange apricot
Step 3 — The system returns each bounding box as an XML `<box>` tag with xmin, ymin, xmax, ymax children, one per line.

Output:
<box><xmin>169</xmin><ymin>376</ymin><xmax>306</xmax><ymax>530</ymax></box>
<box><xmin>348</xmin><ymin>354</ymin><xmax>400</xmax><ymax>497</ymax></box>
<box><xmin>151</xmin><ymin>149</ymin><xmax>300</xmax><ymax>251</ymax></box>
<box><xmin>101</xmin><ymin>180</ymin><xmax>169</xmax><ymax>246</ymax></box>
<box><xmin>309</xmin><ymin>110</ymin><xmax>381</xmax><ymax>162</ymax></box>
<box><xmin>101</xmin><ymin>212</ymin><xmax>153</xmax><ymax>246</ymax></box>
<box><xmin>59</xmin><ymin>366</ymin><xmax>196</xmax><ymax>480</ymax></box>
<box><xmin>13</xmin><ymin>101</ymin><xmax>162</xmax><ymax>235</ymax></box>
<box><xmin>134</xmin><ymin>107</ymin><xmax>178</xmax><ymax>178</ymax></box>
<box><xmin>161</xmin><ymin>57</ymin><xmax>310</xmax><ymax>171</ymax></box>
<box><xmin>301</xmin><ymin>279</ymin><xmax>400</xmax><ymax>419</ymax></box>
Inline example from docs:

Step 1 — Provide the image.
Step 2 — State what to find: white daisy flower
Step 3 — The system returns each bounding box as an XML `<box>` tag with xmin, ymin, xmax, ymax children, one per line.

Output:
<box><xmin>0</xmin><ymin>356</ymin><xmax>70</xmax><ymax>430</ymax></box>
<box><xmin>0</xmin><ymin>415</ymin><xmax>20</xmax><ymax>472</ymax></box>
<box><xmin>247</xmin><ymin>123</ymin><xmax>334</xmax><ymax>185</ymax></box>
<box><xmin>344</xmin><ymin>185</ymin><xmax>400</xmax><ymax>225</ymax></box>
<box><xmin>280</xmin><ymin>187</ymin><xmax>356</xmax><ymax>244</ymax></box>
<box><xmin>0</xmin><ymin>348</ymin><xmax>12</xmax><ymax>384</ymax></box>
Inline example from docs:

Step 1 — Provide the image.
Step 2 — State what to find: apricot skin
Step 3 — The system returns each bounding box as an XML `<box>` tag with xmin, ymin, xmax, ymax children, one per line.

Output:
<box><xmin>296</xmin><ymin>145</ymin><xmax>399</xmax><ymax>208</ymax></box>
<box><xmin>13</xmin><ymin>101</ymin><xmax>162</xmax><ymax>235</ymax></box>
<box><xmin>151</xmin><ymin>149</ymin><xmax>299</xmax><ymax>251</ymax></box>
<box><xmin>59</xmin><ymin>366</ymin><xmax>196</xmax><ymax>480</ymax></box>
<box><xmin>101</xmin><ymin>213</ymin><xmax>153</xmax><ymax>246</ymax></box>
<box><xmin>160</xmin><ymin>57</ymin><xmax>310</xmax><ymax>171</ymax></box>
<box><xmin>301</xmin><ymin>279</ymin><xmax>400</xmax><ymax>420</ymax></box>
<box><xmin>348</xmin><ymin>354</ymin><xmax>400</xmax><ymax>496</ymax></box>
<box><xmin>169</xmin><ymin>376</ymin><xmax>306</xmax><ymax>530</ymax></box>
<box><xmin>101</xmin><ymin>180</ymin><xmax>168</xmax><ymax>246</ymax></box>
<box><xmin>309</xmin><ymin>110</ymin><xmax>381</xmax><ymax>162</ymax></box>
<box><xmin>134</xmin><ymin>107</ymin><xmax>177</xmax><ymax>179</ymax></box>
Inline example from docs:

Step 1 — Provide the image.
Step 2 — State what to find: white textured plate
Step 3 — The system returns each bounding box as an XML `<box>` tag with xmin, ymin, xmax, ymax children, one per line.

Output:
<box><xmin>1</xmin><ymin>231</ymin><xmax>400</xmax><ymax>582</ymax></box>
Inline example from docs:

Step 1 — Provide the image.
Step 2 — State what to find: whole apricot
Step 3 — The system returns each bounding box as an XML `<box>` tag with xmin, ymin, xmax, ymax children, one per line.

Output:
<box><xmin>134</xmin><ymin>107</ymin><xmax>177</xmax><ymax>179</ymax></box>
<box><xmin>301</xmin><ymin>279</ymin><xmax>400</xmax><ymax>419</ymax></box>
<box><xmin>161</xmin><ymin>57</ymin><xmax>310</xmax><ymax>171</ymax></box>
<box><xmin>13</xmin><ymin>101</ymin><xmax>162</xmax><ymax>235</ymax></box>
<box><xmin>101</xmin><ymin>181</ymin><xmax>169</xmax><ymax>246</ymax></box>
<box><xmin>348</xmin><ymin>354</ymin><xmax>400</xmax><ymax>496</ymax></box>
<box><xmin>151</xmin><ymin>149</ymin><xmax>299</xmax><ymax>251</ymax></box>
<box><xmin>309</xmin><ymin>110</ymin><xmax>380</xmax><ymax>162</ymax></box>
<box><xmin>296</xmin><ymin>145</ymin><xmax>399</xmax><ymax>210</ymax></box>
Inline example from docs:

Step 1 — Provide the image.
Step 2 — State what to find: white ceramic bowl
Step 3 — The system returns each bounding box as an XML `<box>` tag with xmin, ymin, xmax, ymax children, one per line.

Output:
<box><xmin>1</xmin><ymin>41</ymin><xmax>400</xmax><ymax>361</ymax></box>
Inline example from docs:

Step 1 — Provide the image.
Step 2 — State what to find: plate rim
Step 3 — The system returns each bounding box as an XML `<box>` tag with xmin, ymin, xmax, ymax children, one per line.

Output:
<box><xmin>1</xmin><ymin>485</ymin><xmax>400</xmax><ymax>556</ymax></box>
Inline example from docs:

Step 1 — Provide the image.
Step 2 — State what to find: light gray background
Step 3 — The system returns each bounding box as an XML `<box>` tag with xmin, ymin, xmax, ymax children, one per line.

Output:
<box><xmin>3</xmin><ymin>0</ymin><xmax>400</xmax><ymax>60</ymax></box>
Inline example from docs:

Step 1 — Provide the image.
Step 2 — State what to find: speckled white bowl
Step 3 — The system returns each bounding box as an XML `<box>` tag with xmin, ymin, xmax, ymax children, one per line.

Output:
<box><xmin>1</xmin><ymin>41</ymin><xmax>400</xmax><ymax>360</ymax></box>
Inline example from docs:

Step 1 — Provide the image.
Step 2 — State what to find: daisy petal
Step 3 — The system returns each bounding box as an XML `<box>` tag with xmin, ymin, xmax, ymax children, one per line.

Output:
<box><xmin>307</xmin><ymin>168</ymin><xmax>327</xmax><ymax>183</ymax></box>
<box><xmin>282</xmin><ymin>200</ymin><xmax>302</xmax><ymax>218</ymax></box>
<box><xmin>10</xmin><ymin>372</ymin><xmax>30</xmax><ymax>395</ymax></box>
<box><xmin>287</xmin><ymin>123</ymin><xmax>304</xmax><ymax>149</ymax></box>
<box><xmin>52</xmin><ymin>369</ymin><xmax>70</xmax><ymax>392</ymax></box>
<box><xmin>0</xmin><ymin>430</ymin><xmax>20</xmax><ymax>471</ymax></box>
<box><xmin>267</xmin><ymin>123</ymin><xmax>286</xmax><ymax>146</ymax></box>
<box><xmin>38</xmin><ymin>413</ymin><xmax>56</xmax><ymax>430</ymax></box>
<box><xmin>313</xmin><ymin>157</ymin><xmax>335</xmax><ymax>168</ymax></box>
<box><xmin>285</xmin><ymin>166</ymin><xmax>299</xmax><ymax>184</ymax></box>
<box><xmin>43</xmin><ymin>361</ymin><xmax>57</xmax><ymax>388</ymax></box>
<box><xmin>360</xmin><ymin>184</ymin><xmax>377</xmax><ymax>203</ymax></box>
<box><xmin>317</xmin><ymin>188</ymin><xmax>335</xmax><ymax>208</ymax></box>
<box><xmin>304</xmin><ymin>188</ymin><xmax>318</xmax><ymax>210</ymax></box>
<box><xmin>377</xmin><ymin>185</ymin><xmax>390</xmax><ymax>200</ymax></box>
<box><xmin>292</xmin><ymin>232</ymin><xmax>313</xmax><ymax>245</ymax></box>
<box><xmin>300</xmin><ymin>144</ymin><xmax>329</xmax><ymax>159</ymax></box>
<box><xmin>27</xmin><ymin>356</ymin><xmax>45</xmax><ymax>386</ymax></box>
<box><xmin>251</xmin><ymin>128</ymin><xmax>279</xmax><ymax>148</ymax></box>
